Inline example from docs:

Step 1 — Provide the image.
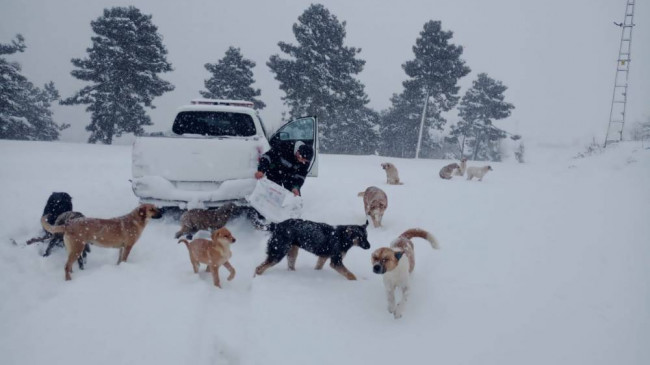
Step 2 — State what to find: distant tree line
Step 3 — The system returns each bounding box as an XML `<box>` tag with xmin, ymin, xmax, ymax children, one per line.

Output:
<box><xmin>0</xmin><ymin>3</ymin><xmax>519</xmax><ymax>161</ymax></box>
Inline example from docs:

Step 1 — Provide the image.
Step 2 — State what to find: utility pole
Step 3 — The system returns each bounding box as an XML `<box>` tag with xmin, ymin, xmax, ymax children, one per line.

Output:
<box><xmin>604</xmin><ymin>0</ymin><xmax>636</xmax><ymax>147</ymax></box>
<box><xmin>415</xmin><ymin>90</ymin><xmax>429</xmax><ymax>159</ymax></box>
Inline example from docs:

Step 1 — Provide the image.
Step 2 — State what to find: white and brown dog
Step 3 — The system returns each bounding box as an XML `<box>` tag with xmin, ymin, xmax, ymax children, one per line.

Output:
<box><xmin>466</xmin><ymin>165</ymin><xmax>493</xmax><ymax>181</ymax></box>
<box><xmin>371</xmin><ymin>228</ymin><xmax>439</xmax><ymax>319</ymax></box>
<box><xmin>381</xmin><ymin>162</ymin><xmax>403</xmax><ymax>185</ymax></box>
<box><xmin>358</xmin><ymin>186</ymin><xmax>388</xmax><ymax>228</ymax></box>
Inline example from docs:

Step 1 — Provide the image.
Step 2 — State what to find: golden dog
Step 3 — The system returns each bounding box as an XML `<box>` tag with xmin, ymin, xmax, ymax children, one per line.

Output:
<box><xmin>381</xmin><ymin>162</ymin><xmax>403</xmax><ymax>185</ymax></box>
<box><xmin>358</xmin><ymin>186</ymin><xmax>388</xmax><ymax>228</ymax></box>
<box><xmin>41</xmin><ymin>204</ymin><xmax>162</xmax><ymax>281</ymax></box>
<box><xmin>178</xmin><ymin>227</ymin><xmax>236</xmax><ymax>288</ymax></box>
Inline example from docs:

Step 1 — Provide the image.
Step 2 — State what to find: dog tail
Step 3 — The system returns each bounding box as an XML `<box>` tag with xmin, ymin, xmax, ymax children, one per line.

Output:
<box><xmin>41</xmin><ymin>215</ymin><xmax>66</xmax><ymax>234</ymax></box>
<box><xmin>178</xmin><ymin>239</ymin><xmax>190</xmax><ymax>246</ymax></box>
<box><xmin>400</xmin><ymin>228</ymin><xmax>439</xmax><ymax>249</ymax></box>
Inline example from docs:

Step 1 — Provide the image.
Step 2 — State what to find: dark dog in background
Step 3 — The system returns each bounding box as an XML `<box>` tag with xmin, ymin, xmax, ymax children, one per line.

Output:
<box><xmin>255</xmin><ymin>219</ymin><xmax>371</xmax><ymax>280</ymax></box>
<box><xmin>25</xmin><ymin>192</ymin><xmax>91</xmax><ymax>269</ymax></box>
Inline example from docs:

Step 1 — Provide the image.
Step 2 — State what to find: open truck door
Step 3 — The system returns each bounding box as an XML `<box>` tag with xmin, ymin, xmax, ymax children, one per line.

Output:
<box><xmin>268</xmin><ymin>116</ymin><xmax>318</xmax><ymax>177</ymax></box>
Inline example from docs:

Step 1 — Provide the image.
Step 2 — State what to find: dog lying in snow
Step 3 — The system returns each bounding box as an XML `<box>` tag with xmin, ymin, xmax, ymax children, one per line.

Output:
<box><xmin>381</xmin><ymin>162</ymin><xmax>403</xmax><ymax>185</ymax></box>
<box><xmin>439</xmin><ymin>163</ymin><xmax>460</xmax><ymax>179</ymax></box>
<box><xmin>371</xmin><ymin>228</ymin><xmax>439</xmax><ymax>319</ymax></box>
<box><xmin>466</xmin><ymin>165</ymin><xmax>493</xmax><ymax>181</ymax></box>
<box><xmin>255</xmin><ymin>219</ymin><xmax>371</xmax><ymax>280</ymax></box>
<box><xmin>358</xmin><ymin>186</ymin><xmax>388</xmax><ymax>228</ymax></box>
<box><xmin>178</xmin><ymin>227</ymin><xmax>236</xmax><ymax>288</ymax></box>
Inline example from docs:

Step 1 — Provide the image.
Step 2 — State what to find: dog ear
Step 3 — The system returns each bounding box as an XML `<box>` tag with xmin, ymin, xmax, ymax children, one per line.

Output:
<box><xmin>364</xmin><ymin>220</ymin><xmax>369</xmax><ymax>228</ymax></box>
<box><xmin>394</xmin><ymin>251</ymin><xmax>403</xmax><ymax>261</ymax></box>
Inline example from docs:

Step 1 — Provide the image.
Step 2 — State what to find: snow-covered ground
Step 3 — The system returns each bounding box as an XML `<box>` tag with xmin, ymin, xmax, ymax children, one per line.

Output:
<box><xmin>1</xmin><ymin>140</ymin><xmax>649</xmax><ymax>365</ymax></box>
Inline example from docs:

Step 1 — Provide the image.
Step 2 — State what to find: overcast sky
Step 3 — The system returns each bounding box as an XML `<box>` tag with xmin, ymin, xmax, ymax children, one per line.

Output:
<box><xmin>1</xmin><ymin>0</ymin><xmax>648</xmax><ymax>147</ymax></box>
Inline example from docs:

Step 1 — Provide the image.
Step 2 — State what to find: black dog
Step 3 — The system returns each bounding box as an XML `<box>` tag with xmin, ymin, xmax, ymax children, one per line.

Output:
<box><xmin>254</xmin><ymin>219</ymin><xmax>370</xmax><ymax>280</ymax></box>
<box><xmin>26</xmin><ymin>192</ymin><xmax>90</xmax><ymax>269</ymax></box>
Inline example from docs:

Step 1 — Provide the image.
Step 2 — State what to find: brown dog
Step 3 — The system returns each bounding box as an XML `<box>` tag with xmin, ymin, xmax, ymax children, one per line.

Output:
<box><xmin>41</xmin><ymin>204</ymin><xmax>162</xmax><ymax>280</ymax></box>
<box><xmin>358</xmin><ymin>186</ymin><xmax>388</xmax><ymax>228</ymax></box>
<box><xmin>178</xmin><ymin>227</ymin><xmax>236</xmax><ymax>288</ymax></box>
<box><xmin>439</xmin><ymin>163</ymin><xmax>460</xmax><ymax>179</ymax></box>
<box><xmin>371</xmin><ymin>229</ymin><xmax>439</xmax><ymax>319</ymax></box>
<box><xmin>175</xmin><ymin>202</ymin><xmax>239</xmax><ymax>239</ymax></box>
<box><xmin>381</xmin><ymin>162</ymin><xmax>403</xmax><ymax>185</ymax></box>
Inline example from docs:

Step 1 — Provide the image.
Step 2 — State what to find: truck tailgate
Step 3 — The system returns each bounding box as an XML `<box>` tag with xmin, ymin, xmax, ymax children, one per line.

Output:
<box><xmin>132</xmin><ymin>135</ymin><xmax>268</xmax><ymax>182</ymax></box>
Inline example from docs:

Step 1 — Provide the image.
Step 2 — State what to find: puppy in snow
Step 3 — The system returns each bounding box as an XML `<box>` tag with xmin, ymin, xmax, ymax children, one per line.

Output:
<box><xmin>439</xmin><ymin>163</ymin><xmax>460</xmax><ymax>179</ymax></box>
<box><xmin>371</xmin><ymin>228</ymin><xmax>439</xmax><ymax>319</ymax></box>
<box><xmin>381</xmin><ymin>162</ymin><xmax>403</xmax><ymax>185</ymax></box>
<box><xmin>466</xmin><ymin>165</ymin><xmax>493</xmax><ymax>181</ymax></box>
<box><xmin>453</xmin><ymin>157</ymin><xmax>467</xmax><ymax>176</ymax></box>
<box><xmin>358</xmin><ymin>186</ymin><xmax>388</xmax><ymax>228</ymax></box>
<box><xmin>178</xmin><ymin>227</ymin><xmax>236</xmax><ymax>288</ymax></box>
<box><xmin>175</xmin><ymin>202</ymin><xmax>239</xmax><ymax>239</ymax></box>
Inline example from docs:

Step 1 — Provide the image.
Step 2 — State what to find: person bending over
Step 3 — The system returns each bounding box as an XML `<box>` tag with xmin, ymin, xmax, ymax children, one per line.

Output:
<box><xmin>255</xmin><ymin>142</ymin><xmax>314</xmax><ymax>196</ymax></box>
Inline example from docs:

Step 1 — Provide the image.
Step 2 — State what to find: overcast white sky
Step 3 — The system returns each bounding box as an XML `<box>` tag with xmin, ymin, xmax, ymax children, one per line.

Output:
<box><xmin>1</xmin><ymin>0</ymin><xmax>648</xmax><ymax>147</ymax></box>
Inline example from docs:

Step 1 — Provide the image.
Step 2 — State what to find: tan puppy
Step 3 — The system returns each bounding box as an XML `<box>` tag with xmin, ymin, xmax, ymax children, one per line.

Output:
<box><xmin>439</xmin><ymin>163</ymin><xmax>460</xmax><ymax>179</ymax></box>
<box><xmin>175</xmin><ymin>202</ymin><xmax>239</xmax><ymax>239</ymax></box>
<box><xmin>357</xmin><ymin>186</ymin><xmax>388</xmax><ymax>228</ymax></box>
<box><xmin>381</xmin><ymin>162</ymin><xmax>403</xmax><ymax>185</ymax></box>
<box><xmin>41</xmin><ymin>204</ymin><xmax>162</xmax><ymax>281</ymax></box>
<box><xmin>466</xmin><ymin>165</ymin><xmax>493</xmax><ymax>181</ymax></box>
<box><xmin>178</xmin><ymin>227</ymin><xmax>236</xmax><ymax>288</ymax></box>
<box><xmin>371</xmin><ymin>229</ymin><xmax>439</xmax><ymax>319</ymax></box>
<box><xmin>454</xmin><ymin>158</ymin><xmax>467</xmax><ymax>176</ymax></box>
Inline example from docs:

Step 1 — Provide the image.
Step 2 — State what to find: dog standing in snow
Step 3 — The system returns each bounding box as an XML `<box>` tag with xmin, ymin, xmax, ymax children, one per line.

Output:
<box><xmin>466</xmin><ymin>165</ymin><xmax>493</xmax><ymax>181</ymax></box>
<box><xmin>371</xmin><ymin>229</ymin><xmax>439</xmax><ymax>319</ymax></box>
<box><xmin>358</xmin><ymin>186</ymin><xmax>388</xmax><ymax>228</ymax></box>
<box><xmin>453</xmin><ymin>157</ymin><xmax>467</xmax><ymax>176</ymax></box>
<box><xmin>178</xmin><ymin>227</ymin><xmax>236</xmax><ymax>288</ymax></box>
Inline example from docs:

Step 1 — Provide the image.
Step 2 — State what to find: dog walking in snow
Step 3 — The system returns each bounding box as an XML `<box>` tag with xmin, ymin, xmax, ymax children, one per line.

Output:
<box><xmin>466</xmin><ymin>165</ymin><xmax>493</xmax><ymax>181</ymax></box>
<box><xmin>178</xmin><ymin>227</ymin><xmax>237</xmax><ymax>288</ymax></box>
<box><xmin>371</xmin><ymin>228</ymin><xmax>439</xmax><ymax>319</ymax></box>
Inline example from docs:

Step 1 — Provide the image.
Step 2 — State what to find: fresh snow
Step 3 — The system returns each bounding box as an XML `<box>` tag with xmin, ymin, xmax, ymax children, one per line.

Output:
<box><xmin>0</xmin><ymin>140</ymin><xmax>649</xmax><ymax>365</ymax></box>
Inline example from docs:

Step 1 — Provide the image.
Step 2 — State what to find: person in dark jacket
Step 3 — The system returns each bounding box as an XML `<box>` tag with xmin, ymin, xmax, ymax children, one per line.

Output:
<box><xmin>255</xmin><ymin>142</ymin><xmax>314</xmax><ymax>196</ymax></box>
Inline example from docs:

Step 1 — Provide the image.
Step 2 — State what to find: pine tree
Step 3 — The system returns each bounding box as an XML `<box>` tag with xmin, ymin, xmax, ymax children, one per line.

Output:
<box><xmin>1</xmin><ymin>34</ymin><xmax>67</xmax><ymax>141</ymax></box>
<box><xmin>380</xmin><ymin>20</ymin><xmax>470</xmax><ymax>158</ymax></box>
<box><xmin>267</xmin><ymin>4</ymin><xmax>375</xmax><ymax>154</ymax></box>
<box><xmin>201</xmin><ymin>47</ymin><xmax>265</xmax><ymax>110</ymax></box>
<box><xmin>62</xmin><ymin>6</ymin><xmax>174</xmax><ymax>144</ymax></box>
<box><xmin>448</xmin><ymin>73</ymin><xmax>514</xmax><ymax>160</ymax></box>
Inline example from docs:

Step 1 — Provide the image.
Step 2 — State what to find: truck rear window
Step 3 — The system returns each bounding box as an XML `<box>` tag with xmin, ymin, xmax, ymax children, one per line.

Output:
<box><xmin>172</xmin><ymin>111</ymin><xmax>256</xmax><ymax>137</ymax></box>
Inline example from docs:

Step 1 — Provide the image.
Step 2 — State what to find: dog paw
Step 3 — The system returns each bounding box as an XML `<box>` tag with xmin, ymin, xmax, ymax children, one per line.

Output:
<box><xmin>393</xmin><ymin>312</ymin><xmax>403</xmax><ymax>319</ymax></box>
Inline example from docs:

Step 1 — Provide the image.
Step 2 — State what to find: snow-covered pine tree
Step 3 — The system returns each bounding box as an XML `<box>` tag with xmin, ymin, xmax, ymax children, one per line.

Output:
<box><xmin>449</xmin><ymin>73</ymin><xmax>514</xmax><ymax>160</ymax></box>
<box><xmin>0</xmin><ymin>34</ymin><xmax>67</xmax><ymax>141</ymax></box>
<box><xmin>201</xmin><ymin>46</ymin><xmax>265</xmax><ymax>110</ymax></box>
<box><xmin>267</xmin><ymin>4</ymin><xmax>376</xmax><ymax>154</ymax></box>
<box><xmin>380</xmin><ymin>20</ymin><xmax>470</xmax><ymax>158</ymax></box>
<box><xmin>62</xmin><ymin>6</ymin><xmax>174</xmax><ymax>144</ymax></box>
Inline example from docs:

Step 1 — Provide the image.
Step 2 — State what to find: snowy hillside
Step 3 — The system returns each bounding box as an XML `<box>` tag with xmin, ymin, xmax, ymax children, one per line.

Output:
<box><xmin>0</xmin><ymin>140</ymin><xmax>649</xmax><ymax>365</ymax></box>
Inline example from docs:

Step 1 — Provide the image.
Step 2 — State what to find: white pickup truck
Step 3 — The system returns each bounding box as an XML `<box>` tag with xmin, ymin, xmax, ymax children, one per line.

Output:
<box><xmin>131</xmin><ymin>99</ymin><xmax>318</xmax><ymax>209</ymax></box>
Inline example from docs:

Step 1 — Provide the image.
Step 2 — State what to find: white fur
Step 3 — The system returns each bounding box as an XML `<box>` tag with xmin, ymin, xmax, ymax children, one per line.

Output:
<box><xmin>382</xmin><ymin>254</ymin><xmax>411</xmax><ymax>319</ymax></box>
<box><xmin>466</xmin><ymin>166</ymin><xmax>491</xmax><ymax>181</ymax></box>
